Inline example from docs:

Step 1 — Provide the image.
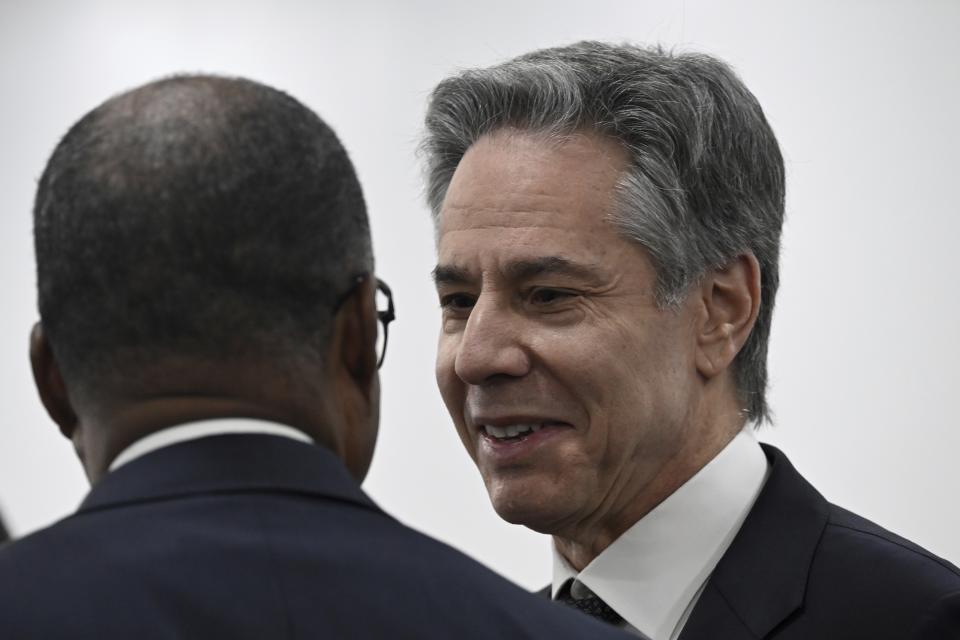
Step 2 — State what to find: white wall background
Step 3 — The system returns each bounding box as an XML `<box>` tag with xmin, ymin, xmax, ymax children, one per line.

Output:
<box><xmin>1</xmin><ymin>0</ymin><xmax>957</xmax><ymax>589</ymax></box>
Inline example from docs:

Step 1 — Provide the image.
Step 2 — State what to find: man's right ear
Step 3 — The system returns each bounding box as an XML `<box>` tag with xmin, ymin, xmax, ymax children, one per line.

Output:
<box><xmin>332</xmin><ymin>278</ymin><xmax>379</xmax><ymax>399</ymax></box>
<box><xmin>29</xmin><ymin>323</ymin><xmax>78</xmax><ymax>439</ymax></box>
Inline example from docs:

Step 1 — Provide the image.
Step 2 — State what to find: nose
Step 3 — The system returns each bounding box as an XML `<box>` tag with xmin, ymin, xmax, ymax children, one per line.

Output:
<box><xmin>454</xmin><ymin>296</ymin><xmax>531</xmax><ymax>385</ymax></box>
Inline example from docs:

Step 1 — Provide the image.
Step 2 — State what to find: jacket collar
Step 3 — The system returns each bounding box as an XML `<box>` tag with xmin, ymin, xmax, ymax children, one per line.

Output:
<box><xmin>77</xmin><ymin>433</ymin><xmax>378</xmax><ymax>516</ymax></box>
<box><xmin>680</xmin><ymin>444</ymin><xmax>830</xmax><ymax>639</ymax></box>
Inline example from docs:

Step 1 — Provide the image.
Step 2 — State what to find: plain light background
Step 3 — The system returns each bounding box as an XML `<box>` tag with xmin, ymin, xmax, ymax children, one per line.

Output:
<box><xmin>1</xmin><ymin>0</ymin><xmax>957</xmax><ymax>589</ymax></box>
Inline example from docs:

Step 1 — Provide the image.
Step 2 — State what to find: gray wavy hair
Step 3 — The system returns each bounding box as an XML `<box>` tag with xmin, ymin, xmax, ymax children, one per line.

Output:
<box><xmin>421</xmin><ymin>41</ymin><xmax>785</xmax><ymax>425</ymax></box>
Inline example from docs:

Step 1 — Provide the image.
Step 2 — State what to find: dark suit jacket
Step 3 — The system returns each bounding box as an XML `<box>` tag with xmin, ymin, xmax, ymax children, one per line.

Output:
<box><xmin>677</xmin><ymin>445</ymin><xmax>960</xmax><ymax>639</ymax></box>
<box><xmin>913</xmin><ymin>591</ymin><xmax>960</xmax><ymax>638</ymax></box>
<box><xmin>0</xmin><ymin>434</ymin><xmax>628</xmax><ymax>639</ymax></box>
<box><xmin>0</xmin><ymin>512</ymin><xmax>8</xmax><ymax>544</ymax></box>
<box><xmin>539</xmin><ymin>445</ymin><xmax>960</xmax><ymax>638</ymax></box>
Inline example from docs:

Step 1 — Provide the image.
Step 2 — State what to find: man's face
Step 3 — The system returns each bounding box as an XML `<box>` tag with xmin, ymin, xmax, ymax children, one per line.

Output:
<box><xmin>434</xmin><ymin>130</ymin><xmax>706</xmax><ymax>537</ymax></box>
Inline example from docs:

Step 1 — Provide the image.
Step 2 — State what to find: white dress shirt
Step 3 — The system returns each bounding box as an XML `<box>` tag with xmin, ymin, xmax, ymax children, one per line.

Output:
<box><xmin>551</xmin><ymin>428</ymin><xmax>770</xmax><ymax>640</ymax></box>
<box><xmin>109</xmin><ymin>418</ymin><xmax>314</xmax><ymax>473</ymax></box>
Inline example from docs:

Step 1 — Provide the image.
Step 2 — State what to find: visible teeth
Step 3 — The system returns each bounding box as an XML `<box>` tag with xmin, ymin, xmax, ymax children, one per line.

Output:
<box><xmin>484</xmin><ymin>425</ymin><xmax>508</xmax><ymax>438</ymax></box>
<box><xmin>483</xmin><ymin>423</ymin><xmax>544</xmax><ymax>439</ymax></box>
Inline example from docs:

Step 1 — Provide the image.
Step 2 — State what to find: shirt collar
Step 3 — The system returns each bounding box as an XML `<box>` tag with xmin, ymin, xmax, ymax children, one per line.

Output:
<box><xmin>551</xmin><ymin>428</ymin><xmax>769</xmax><ymax>640</ymax></box>
<box><xmin>109</xmin><ymin>418</ymin><xmax>314</xmax><ymax>473</ymax></box>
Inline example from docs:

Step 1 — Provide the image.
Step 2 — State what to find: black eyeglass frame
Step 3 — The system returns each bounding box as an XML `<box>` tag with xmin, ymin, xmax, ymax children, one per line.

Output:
<box><xmin>335</xmin><ymin>274</ymin><xmax>395</xmax><ymax>369</ymax></box>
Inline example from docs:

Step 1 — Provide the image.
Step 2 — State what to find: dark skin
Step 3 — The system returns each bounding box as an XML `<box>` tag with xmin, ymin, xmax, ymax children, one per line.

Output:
<box><xmin>30</xmin><ymin>279</ymin><xmax>381</xmax><ymax>485</ymax></box>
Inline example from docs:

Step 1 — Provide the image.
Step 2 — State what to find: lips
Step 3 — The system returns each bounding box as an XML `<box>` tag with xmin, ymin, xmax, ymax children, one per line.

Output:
<box><xmin>481</xmin><ymin>423</ymin><xmax>544</xmax><ymax>439</ymax></box>
<box><xmin>473</xmin><ymin>415</ymin><xmax>571</xmax><ymax>438</ymax></box>
<box><xmin>470</xmin><ymin>416</ymin><xmax>573</xmax><ymax>464</ymax></box>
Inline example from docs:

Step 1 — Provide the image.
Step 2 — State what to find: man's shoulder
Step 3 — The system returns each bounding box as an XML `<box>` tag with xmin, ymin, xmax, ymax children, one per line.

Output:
<box><xmin>816</xmin><ymin>502</ymin><xmax>960</xmax><ymax>591</ymax></box>
<box><xmin>758</xmin><ymin>445</ymin><xmax>958</xmax><ymax>582</ymax></box>
<box><xmin>781</xmin><ymin>501</ymin><xmax>960</xmax><ymax>638</ymax></box>
<box><xmin>694</xmin><ymin>445</ymin><xmax>960</xmax><ymax>639</ymax></box>
<box><xmin>0</xmin><ymin>481</ymin><xmax>627</xmax><ymax>639</ymax></box>
<box><xmin>0</xmin><ymin>511</ymin><xmax>79</xmax><ymax>572</ymax></box>
<box><xmin>760</xmin><ymin>445</ymin><xmax>960</xmax><ymax>596</ymax></box>
<box><xmin>826</xmin><ymin>504</ymin><xmax>959</xmax><ymax>574</ymax></box>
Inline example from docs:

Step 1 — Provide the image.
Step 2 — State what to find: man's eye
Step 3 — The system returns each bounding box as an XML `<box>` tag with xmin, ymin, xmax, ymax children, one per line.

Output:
<box><xmin>528</xmin><ymin>288</ymin><xmax>574</xmax><ymax>305</ymax></box>
<box><xmin>440</xmin><ymin>293</ymin><xmax>476</xmax><ymax>312</ymax></box>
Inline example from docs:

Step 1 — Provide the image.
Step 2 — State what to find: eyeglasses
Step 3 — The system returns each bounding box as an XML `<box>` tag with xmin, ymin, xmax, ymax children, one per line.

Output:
<box><xmin>374</xmin><ymin>278</ymin><xmax>395</xmax><ymax>369</ymax></box>
<box><xmin>336</xmin><ymin>275</ymin><xmax>395</xmax><ymax>369</ymax></box>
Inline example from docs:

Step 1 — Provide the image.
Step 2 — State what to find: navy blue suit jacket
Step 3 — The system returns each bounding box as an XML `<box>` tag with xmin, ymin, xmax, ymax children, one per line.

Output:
<box><xmin>541</xmin><ymin>445</ymin><xmax>960</xmax><ymax>640</ymax></box>
<box><xmin>676</xmin><ymin>445</ymin><xmax>960</xmax><ymax>639</ymax></box>
<box><xmin>0</xmin><ymin>434</ymin><xmax>628</xmax><ymax>639</ymax></box>
<box><xmin>540</xmin><ymin>444</ymin><xmax>960</xmax><ymax>639</ymax></box>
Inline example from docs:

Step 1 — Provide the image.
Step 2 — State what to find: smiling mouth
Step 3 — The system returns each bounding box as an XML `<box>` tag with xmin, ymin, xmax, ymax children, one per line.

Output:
<box><xmin>477</xmin><ymin>421</ymin><xmax>571</xmax><ymax>445</ymax></box>
<box><xmin>481</xmin><ymin>423</ymin><xmax>545</xmax><ymax>441</ymax></box>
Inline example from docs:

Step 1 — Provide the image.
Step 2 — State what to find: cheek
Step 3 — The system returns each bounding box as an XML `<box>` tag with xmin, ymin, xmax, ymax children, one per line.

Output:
<box><xmin>552</xmin><ymin>328</ymin><xmax>634</xmax><ymax>409</ymax></box>
<box><xmin>435</xmin><ymin>336</ymin><xmax>458</xmax><ymax>404</ymax></box>
<box><xmin>558</xmin><ymin>323</ymin><xmax>681</xmax><ymax>443</ymax></box>
<box><xmin>600</xmin><ymin>334</ymin><xmax>699</xmax><ymax>457</ymax></box>
<box><xmin>435</xmin><ymin>336</ymin><xmax>471</xmax><ymax>440</ymax></box>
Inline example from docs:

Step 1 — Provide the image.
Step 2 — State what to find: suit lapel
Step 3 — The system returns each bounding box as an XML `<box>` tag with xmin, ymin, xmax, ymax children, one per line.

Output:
<box><xmin>680</xmin><ymin>445</ymin><xmax>829</xmax><ymax>640</ymax></box>
<box><xmin>678</xmin><ymin>582</ymin><xmax>755</xmax><ymax>640</ymax></box>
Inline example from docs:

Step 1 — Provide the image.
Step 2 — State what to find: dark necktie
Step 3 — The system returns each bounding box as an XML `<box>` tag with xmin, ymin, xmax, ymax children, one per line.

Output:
<box><xmin>556</xmin><ymin>580</ymin><xmax>624</xmax><ymax>626</ymax></box>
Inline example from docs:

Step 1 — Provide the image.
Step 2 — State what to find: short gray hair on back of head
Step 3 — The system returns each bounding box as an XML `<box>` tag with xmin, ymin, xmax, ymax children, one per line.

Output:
<box><xmin>421</xmin><ymin>41</ymin><xmax>785</xmax><ymax>425</ymax></box>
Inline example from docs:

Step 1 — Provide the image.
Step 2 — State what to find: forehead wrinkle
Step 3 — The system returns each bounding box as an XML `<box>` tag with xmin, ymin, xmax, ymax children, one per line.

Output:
<box><xmin>433</xmin><ymin>255</ymin><xmax>608</xmax><ymax>289</ymax></box>
<box><xmin>439</xmin><ymin>202</ymin><xmax>569</xmax><ymax>232</ymax></box>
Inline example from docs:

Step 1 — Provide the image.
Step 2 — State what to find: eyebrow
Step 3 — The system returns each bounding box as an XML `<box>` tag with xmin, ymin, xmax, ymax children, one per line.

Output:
<box><xmin>431</xmin><ymin>264</ymin><xmax>473</xmax><ymax>286</ymax></box>
<box><xmin>432</xmin><ymin>256</ymin><xmax>603</xmax><ymax>287</ymax></box>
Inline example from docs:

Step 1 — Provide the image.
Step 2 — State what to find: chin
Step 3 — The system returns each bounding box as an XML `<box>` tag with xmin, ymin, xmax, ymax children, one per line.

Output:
<box><xmin>485</xmin><ymin>476</ymin><xmax>575</xmax><ymax>534</ymax></box>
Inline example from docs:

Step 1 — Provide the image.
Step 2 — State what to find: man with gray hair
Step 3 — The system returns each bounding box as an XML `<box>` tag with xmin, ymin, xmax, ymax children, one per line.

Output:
<box><xmin>423</xmin><ymin>41</ymin><xmax>960</xmax><ymax>639</ymax></box>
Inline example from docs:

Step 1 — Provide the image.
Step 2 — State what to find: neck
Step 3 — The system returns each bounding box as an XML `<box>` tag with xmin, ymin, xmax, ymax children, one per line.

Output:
<box><xmin>78</xmin><ymin>392</ymin><xmax>336</xmax><ymax>484</ymax></box>
<box><xmin>553</xmin><ymin>410</ymin><xmax>745</xmax><ymax>571</ymax></box>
